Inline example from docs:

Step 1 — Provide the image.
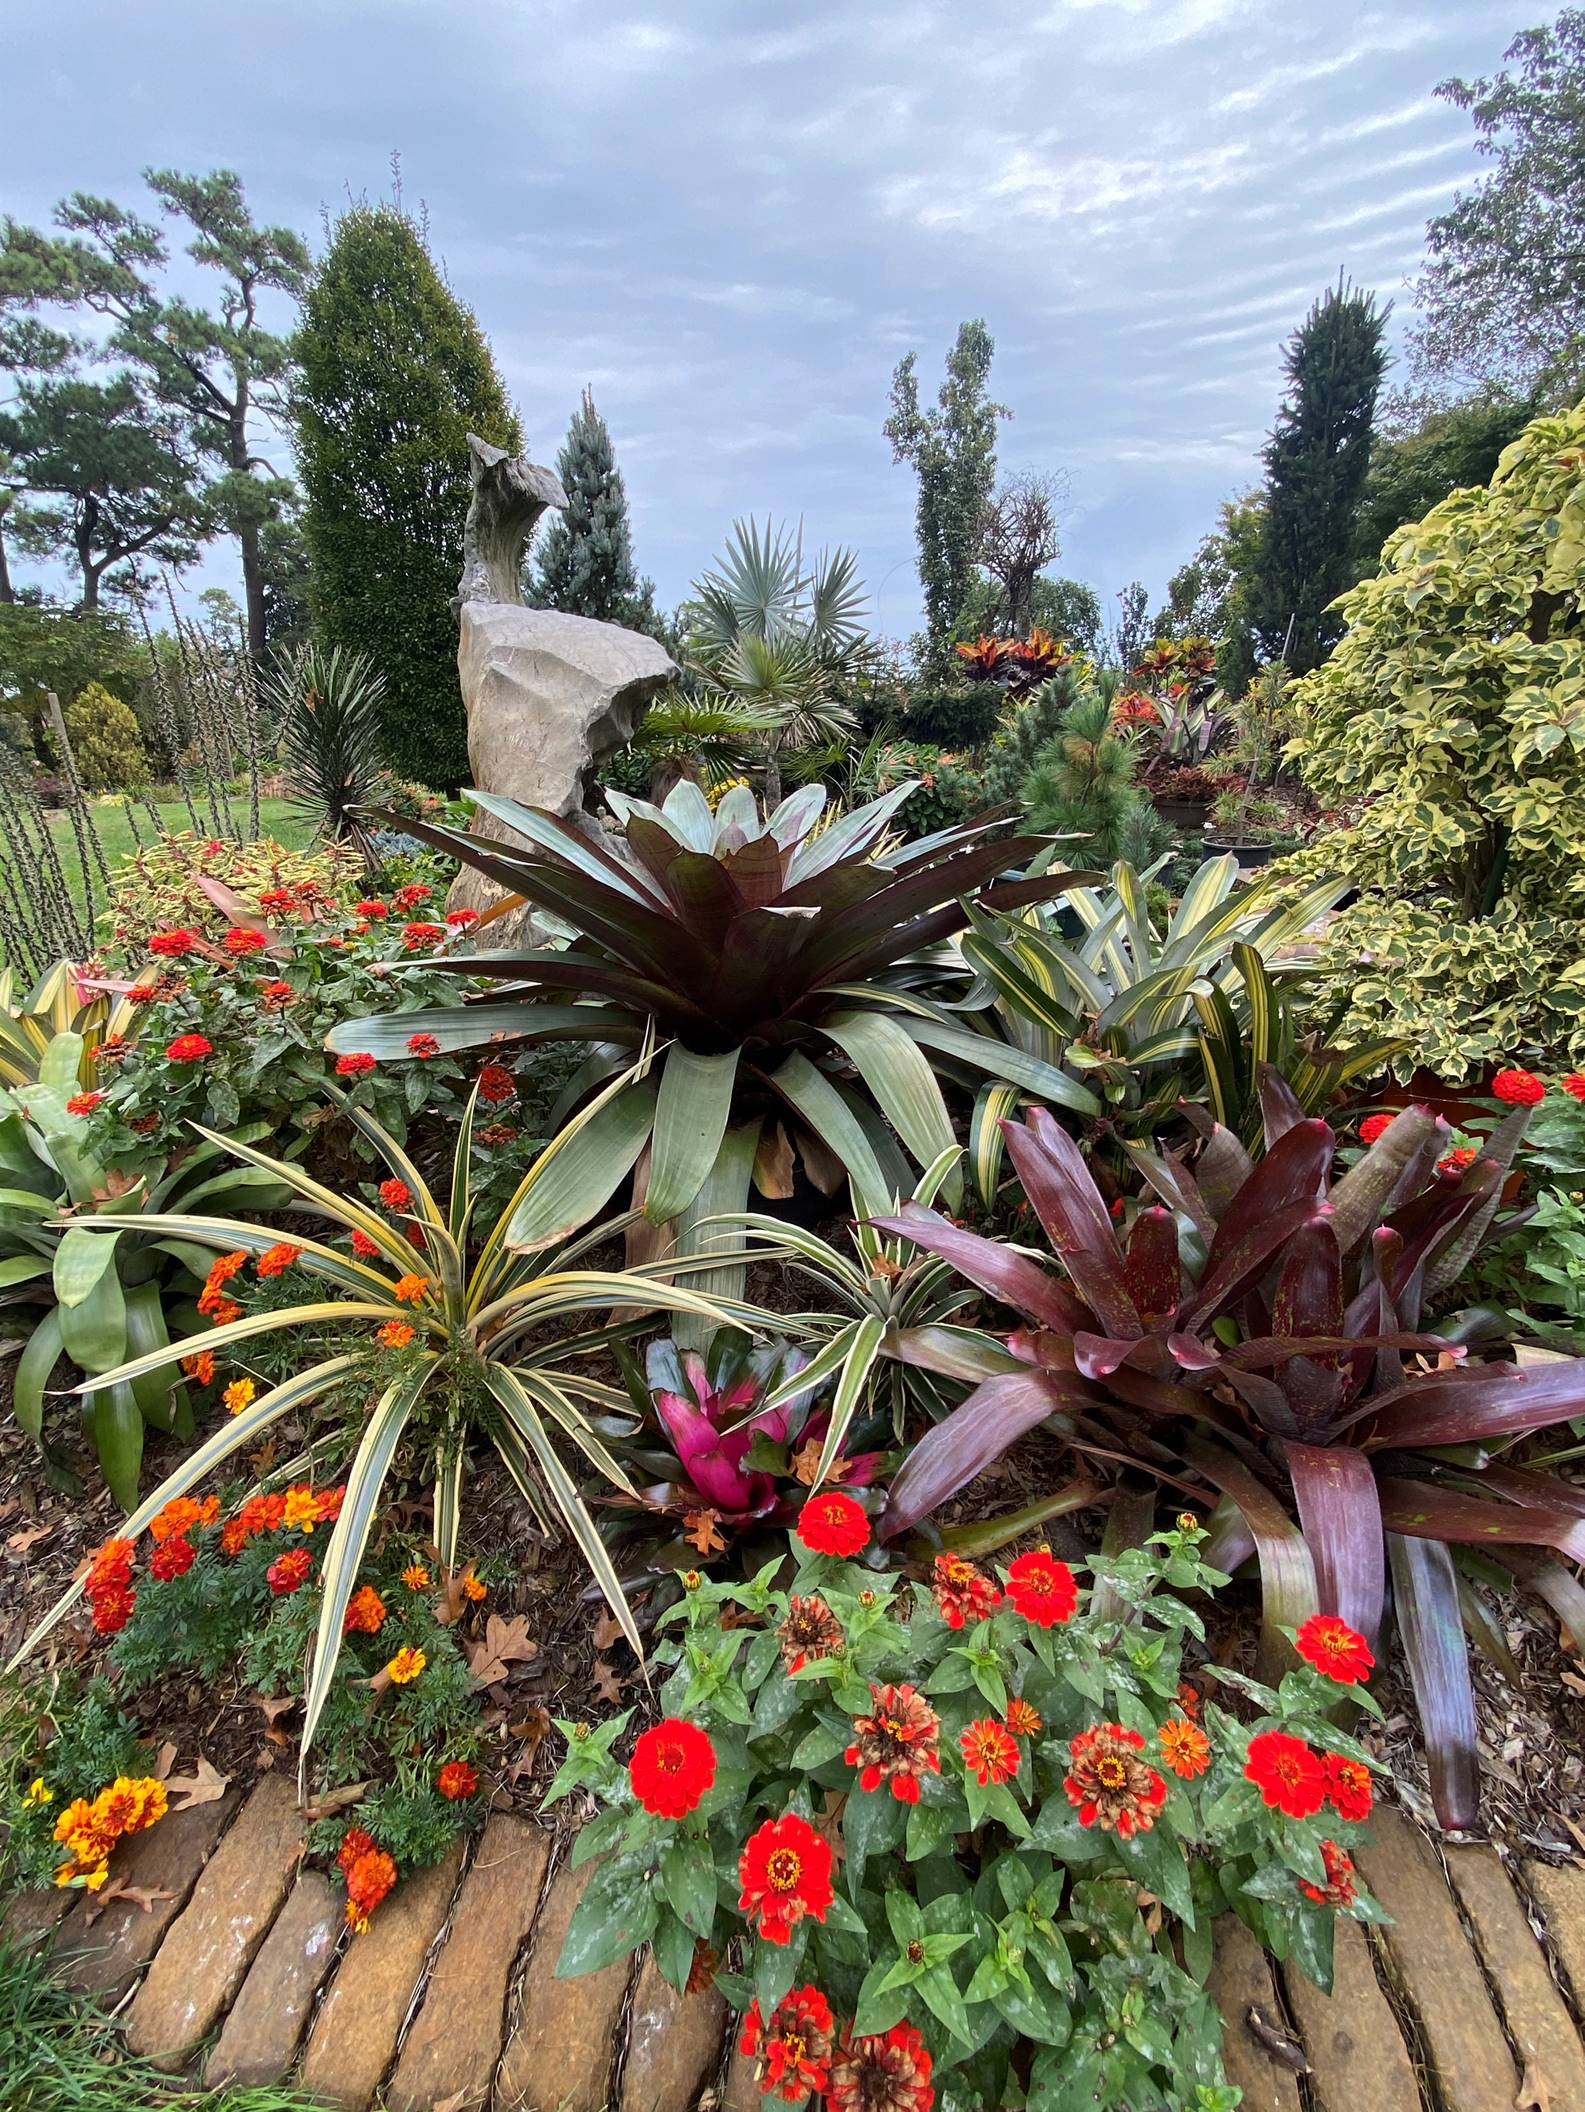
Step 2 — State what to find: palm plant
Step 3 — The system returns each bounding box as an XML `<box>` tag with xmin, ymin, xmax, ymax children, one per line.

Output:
<box><xmin>956</xmin><ymin>855</ymin><xmax>1395</xmax><ymax>1187</ymax></box>
<box><xmin>871</xmin><ymin>1088</ymin><xmax>1585</xmax><ymax>1826</ymax></box>
<box><xmin>684</xmin><ymin>518</ymin><xmax>872</xmax><ymax>803</ymax></box>
<box><xmin>329</xmin><ymin>782</ymin><xmax>1102</xmax><ymax>1307</ymax></box>
<box><xmin>10</xmin><ymin>1078</ymin><xmax>743</xmax><ymax>1758</ymax></box>
<box><xmin>618</xmin><ymin>689</ymin><xmax>783</xmax><ymax>800</ymax></box>
<box><xmin>264</xmin><ymin>643</ymin><xmax>388</xmax><ymax>862</ymax></box>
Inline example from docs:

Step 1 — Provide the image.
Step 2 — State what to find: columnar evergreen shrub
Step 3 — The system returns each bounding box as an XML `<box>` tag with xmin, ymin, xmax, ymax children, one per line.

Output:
<box><xmin>60</xmin><ymin>682</ymin><xmax>150</xmax><ymax>793</ymax></box>
<box><xmin>293</xmin><ymin>205</ymin><xmax>521</xmax><ymax>788</ymax></box>
<box><xmin>530</xmin><ymin>388</ymin><xmax>657</xmax><ymax>630</ymax></box>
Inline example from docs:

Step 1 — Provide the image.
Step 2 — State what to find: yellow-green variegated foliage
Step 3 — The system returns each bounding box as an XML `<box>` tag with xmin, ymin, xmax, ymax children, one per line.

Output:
<box><xmin>1285</xmin><ymin>404</ymin><xmax>1585</xmax><ymax>1080</ymax></box>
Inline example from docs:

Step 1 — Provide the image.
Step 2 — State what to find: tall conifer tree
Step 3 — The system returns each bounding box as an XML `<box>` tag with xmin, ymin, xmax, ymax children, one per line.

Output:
<box><xmin>530</xmin><ymin>387</ymin><xmax>656</xmax><ymax>629</ymax></box>
<box><xmin>293</xmin><ymin>204</ymin><xmax>520</xmax><ymax>786</ymax></box>
<box><xmin>1251</xmin><ymin>281</ymin><xmax>1389</xmax><ymax>673</ymax></box>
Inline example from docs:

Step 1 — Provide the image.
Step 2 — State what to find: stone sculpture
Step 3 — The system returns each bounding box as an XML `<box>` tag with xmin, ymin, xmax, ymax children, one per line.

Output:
<box><xmin>447</xmin><ymin>434</ymin><xmax>677</xmax><ymax>938</ymax></box>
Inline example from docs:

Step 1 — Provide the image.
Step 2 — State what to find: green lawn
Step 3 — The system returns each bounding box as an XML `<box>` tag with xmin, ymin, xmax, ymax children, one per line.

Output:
<box><xmin>44</xmin><ymin>792</ymin><xmax>314</xmax><ymax>933</ymax></box>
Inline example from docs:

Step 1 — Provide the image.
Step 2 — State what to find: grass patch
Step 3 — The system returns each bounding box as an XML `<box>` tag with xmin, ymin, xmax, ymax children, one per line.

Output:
<box><xmin>0</xmin><ymin>1931</ymin><xmax>327</xmax><ymax>2110</ymax></box>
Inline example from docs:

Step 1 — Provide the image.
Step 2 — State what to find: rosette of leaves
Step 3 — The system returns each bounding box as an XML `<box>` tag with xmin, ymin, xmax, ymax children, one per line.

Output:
<box><xmin>263</xmin><ymin>641</ymin><xmax>390</xmax><ymax>863</ymax></box>
<box><xmin>0</xmin><ymin>1027</ymin><xmax>291</xmax><ymax>1505</ymax></box>
<box><xmin>9</xmin><ymin>1075</ymin><xmax>747</xmax><ymax>1760</ymax></box>
<box><xmin>548</xmin><ymin>1519</ymin><xmax>1382</xmax><ymax>2104</ymax></box>
<box><xmin>955</xmin><ymin>853</ymin><xmax>1393</xmax><ymax>1189</ymax></box>
<box><xmin>872</xmin><ymin>1082</ymin><xmax>1585</xmax><ymax>1826</ymax></box>
<box><xmin>0</xmin><ymin>959</ymin><xmax>136</xmax><ymax>1092</ymax></box>
<box><xmin>329</xmin><ymin>781</ymin><xmax>1102</xmax><ymax>1262</ymax></box>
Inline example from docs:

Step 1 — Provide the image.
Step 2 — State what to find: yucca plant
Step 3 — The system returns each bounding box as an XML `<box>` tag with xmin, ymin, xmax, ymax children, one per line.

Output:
<box><xmin>329</xmin><ymin>782</ymin><xmax>1101</xmax><ymax>1290</ymax></box>
<box><xmin>956</xmin><ymin>855</ymin><xmax>1397</xmax><ymax>1189</ymax></box>
<box><xmin>0</xmin><ymin>1025</ymin><xmax>290</xmax><ymax>1504</ymax></box>
<box><xmin>871</xmin><ymin>1086</ymin><xmax>1585</xmax><ymax>1826</ymax></box>
<box><xmin>263</xmin><ymin>642</ymin><xmax>388</xmax><ymax>862</ymax></box>
<box><xmin>10</xmin><ymin>1076</ymin><xmax>744</xmax><ymax>1761</ymax></box>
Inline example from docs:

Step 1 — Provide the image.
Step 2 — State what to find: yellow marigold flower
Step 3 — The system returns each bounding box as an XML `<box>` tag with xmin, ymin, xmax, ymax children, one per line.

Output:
<box><xmin>54</xmin><ymin>1862</ymin><xmax>78</xmax><ymax>1888</ymax></box>
<box><xmin>282</xmin><ymin>1484</ymin><xmax>322</xmax><ymax>1533</ymax></box>
<box><xmin>385</xmin><ymin>1646</ymin><xmax>426</xmax><ymax>1684</ymax></box>
<box><xmin>392</xmin><ymin>1273</ymin><xmax>429</xmax><ymax>1305</ymax></box>
<box><xmin>82</xmin><ymin>1862</ymin><xmax>111</xmax><ymax>1891</ymax></box>
<box><xmin>461</xmin><ymin>1574</ymin><xmax>486</xmax><ymax>1602</ymax></box>
<box><xmin>223</xmin><ymin>1377</ymin><xmax>256</xmax><ymax>1416</ymax></box>
<box><xmin>24</xmin><ymin>1777</ymin><xmax>52</xmax><ymax>1805</ymax></box>
<box><xmin>402</xmin><ymin>1563</ymin><xmax>430</xmax><ymax>1589</ymax></box>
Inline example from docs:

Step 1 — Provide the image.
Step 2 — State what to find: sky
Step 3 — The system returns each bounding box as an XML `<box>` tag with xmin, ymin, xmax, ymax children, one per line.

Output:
<box><xmin>4</xmin><ymin>0</ymin><xmax>1529</xmax><ymax>644</ymax></box>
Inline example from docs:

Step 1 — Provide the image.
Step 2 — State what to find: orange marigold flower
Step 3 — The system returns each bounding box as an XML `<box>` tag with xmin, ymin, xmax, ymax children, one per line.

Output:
<box><xmin>336</xmin><ymin>1051</ymin><xmax>376</xmax><ymax>1077</ymax></box>
<box><xmin>223</xmin><ymin>1377</ymin><xmax>256</xmax><ymax>1416</ymax></box>
<box><xmin>149</xmin><ymin>1534</ymin><xmax>196</xmax><ymax>1581</ymax></box>
<box><xmin>1158</xmin><ymin>1717</ymin><xmax>1211</xmax><ymax>1779</ymax></box>
<box><xmin>629</xmin><ymin>1718</ymin><xmax>717</xmax><ymax>1818</ymax></box>
<box><xmin>343</xmin><ymin>1584</ymin><xmax>386</xmax><ymax>1634</ymax></box>
<box><xmin>1176</xmin><ymin>1679</ymin><xmax>1202</xmax><ymax>1720</ymax></box>
<box><xmin>282</xmin><ymin>1484</ymin><xmax>324</xmax><ymax>1533</ymax></box>
<box><xmin>267</xmin><ymin>1546</ymin><xmax>312</xmax><ymax>1595</ymax></box>
<box><xmin>205</xmin><ymin>1252</ymin><xmax>248</xmax><ymax>1289</ymax></box>
<box><xmin>149</xmin><ymin>1496</ymin><xmax>217</xmax><ymax>1543</ymax></box>
<box><xmin>737</xmin><ymin>1812</ymin><xmax>833</xmax><ymax>1945</ymax></box>
<box><xmin>343</xmin><ymin>1843</ymin><xmax>397</xmax><ymax>1932</ymax></box>
<box><xmin>376</xmin><ymin>1319</ymin><xmax>415</xmax><ymax>1348</ymax></box>
<box><xmin>378</xmin><ymin>1178</ymin><xmax>412</xmax><ymax>1211</ymax></box>
<box><xmin>461</xmin><ymin>1573</ymin><xmax>486</xmax><ymax>1602</ymax></box>
<box><xmin>960</xmin><ymin>1718</ymin><xmax>1020</xmax><ymax>1788</ymax></box>
<box><xmin>392</xmin><ymin>1273</ymin><xmax>429</xmax><ymax>1304</ymax></box>
<box><xmin>402</xmin><ymin>1563</ymin><xmax>431</xmax><ymax>1589</ymax></box>
<box><xmin>180</xmin><ymin>1349</ymin><xmax>216</xmax><ymax>1386</ymax></box>
<box><xmin>1294</xmin><ymin>1613</ymin><xmax>1375</xmax><ymax>1685</ymax></box>
<box><xmin>66</xmin><ymin>1091</ymin><xmax>104</xmax><ymax>1116</ymax></box>
<box><xmin>1005</xmin><ymin>1696</ymin><xmax>1043</xmax><ymax>1739</ymax></box>
<box><xmin>436</xmin><ymin>1760</ymin><xmax>479</xmax><ymax>1800</ymax></box>
<box><xmin>1065</xmin><ymin>1722</ymin><xmax>1168</xmax><ymax>1837</ymax></box>
<box><xmin>350</xmin><ymin>1227</ymin><xmax>381</xmax><ymax>1258</ymax></box>
<box><xmin>255</xmin><ymin>1241</ymin><xmax>301</xmax><ymax>1277</ymax></box>
<box><xmin>385</xmin><ymin>1645</ymin><xmax>426</xmax><ymax>1684</ymax></box>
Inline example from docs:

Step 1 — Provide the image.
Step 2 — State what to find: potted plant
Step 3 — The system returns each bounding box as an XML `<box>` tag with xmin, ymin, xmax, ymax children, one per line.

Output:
<box><xmin>1203</xmin><ymin>787</ymin><xmax>1295</xmax><ymax>867</ymax></box>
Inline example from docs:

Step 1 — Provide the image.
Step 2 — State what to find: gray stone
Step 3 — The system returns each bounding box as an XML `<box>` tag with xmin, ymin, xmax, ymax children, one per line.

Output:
<box><xmin>204</xmin><ymin>1871</ymin><xmax>341</xmax><ymax>2089</ymax></box>
<box><xmin>619</xmin><ymin>1951</ymin><xmax>728</xmax><ymax>2112</ymax></box>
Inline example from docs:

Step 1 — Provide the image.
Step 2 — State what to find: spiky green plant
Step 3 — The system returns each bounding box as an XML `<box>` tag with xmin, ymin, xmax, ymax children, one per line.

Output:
<box><xmin>264</xmin><ymin>642</ymin><xmax>388</xmax><ymax>859</ymax></box>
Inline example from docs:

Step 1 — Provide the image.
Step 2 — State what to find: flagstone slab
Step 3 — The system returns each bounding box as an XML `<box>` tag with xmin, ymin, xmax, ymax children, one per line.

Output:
<box><xmin>1447</xmin><ymin>1847</ymin><xmax>1585</xmax><ymax>2111</ymax></box>
<box><xmin>1207</xmin><ymin>1916</ymin><xmax>1303</xmax><ymax>2112</ymax></box>
<box><xmin>1354</xmin><ymin>1808</ymin><xmax>1517</xmax><ymax>2112</ymax></box>
<box><xmin>1526</xmin><ymin>1860</ymin><xmax>1585</xmax><ymax>2010</ymax></box>
<box><xmin>57</xmin><ymin>1790</ymin><xmax>238</xmax><ymax>1999</ymax></box>
<box><xmin>1</xmin><ymin>1886</ymin><xmax>72</xmax><ymax>1947</ymax></box>
<box><xmin>385</xmin><ymin>1813</ymin><xmax>550</xmax><ymax>2112</ymax></box>
<box><xmin>722</xmin><ymin>2041</ymin><xmax>767</xmax><ymax>2112</ymax></box>
<box><xmin>497</xmin><ymin>1853</ymin><xmax>634</xmax><ymax>2112</ymax></box>
<box><xmin>1278</xmin><ymin>1916</ymin><xmax>1420</xmax><ymax>2112</ymax></box>
<box><xmin>619</xmin><ymin>1951</ymin><xmax>728</xmax><ymax>2112</ymax></box>
<box><xmin>299</xmin><ymin>1839</ymin><xmax>466</xmax><ymax>2112</ymax></box>
<box><xmin>125</xmin><ymin>1775</ymin><xmax>304</xmax><ymax>2067</ymax></box>
<box><xmin>205</xmin><ymin>1870</ymin><xmax>341</xmax><ymax>2089</ymax></box>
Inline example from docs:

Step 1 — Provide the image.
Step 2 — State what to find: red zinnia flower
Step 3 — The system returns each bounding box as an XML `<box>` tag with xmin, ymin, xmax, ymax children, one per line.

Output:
<box><xmin>795</xmin><ymin>1491</ymin><xmax>870</xmax><ymax>1558</ymax></box>
<box><xmin>1005</xmin><ymin>1697</ymin><xmax>1042</xmax><ymax>1738</ymax></box>
<box><xmin>739</xmin><ymin>1986</ymin><xmax>835</xmax><ymax>2104</ymax></box>
<box><xmin>1299</xmin><ymin>1838</ymin><xmax>1357</xmax><ymax>1908</ymax></box>
<box><xmin>149</xmin><ymin>1535</ymin><xmax>196</xmax><ymax>1582</ymax></box>
<box><xmin>1064</xmin><ymin>1722</ymin><xmax>1168</xmax><ymax>1837</ymax></box>
<box><xmin>258</xmin><ymin>979</ymin><xmax>293</xmax><ymax>1008</ymax></box>
<box><xmin>267</xmin><ymin>1547</ymin><xmax>313</xmax><ymax>1596</ymax></box>
<box><xmin>777</xmin><ymin>1592</ymin><xmax>845</xmax><ymax>1674</ymax></box>
<box><xmin>1158</xmin><ymin>1717</ymin><xmax>1211</xmax><ymax>1779</ymax></box>
<box><xmin>931</xmin><ymin>1552</ymin><xmax>1002</xmax><ymax>1629</ymax></box>
<box><xmin>393</xmin><ymin>883</ymin><xmax>431</xmax><ymax>910</ymax></box>
<box><xmin>350</xmin><ymin>1227</ymin><xmax>381</xmax><ymax>1258</ymax></box>
<box><xmin>148</xmin><ymin>929</ymin><xmax>197</xmax><ymax>956</ymax></box>
<box><xmin>476</xmin><ymin>1063</ymin><xmax>516</xmax><ymax>1104</ymax></box>
<box><xmin>165</xmin><ymin>1033</ymin><xmax>213</xmax><ymax>1063</ymax></box>
<box><xmin>845</xmin><ymin>1682</ymin><xmax>942</xmax><ymax>1803</ymax></box>
<box><xmin>1358</xmin><ymin>1112</ymin><xmax>1394</xmax><ymax>1144</ymax></box>
<box><xmin>737</xmin><ymin>1813</ymin><xmax>833</xmax><ymax>1944</ymax></box>
<box><xmin>629</xmin><ymin>1718</ymin><xmax>717</xmax><ymax>1818</ymax></box>
<box><xmin>1492</xmin><ymin>1067</ymin><xmax>1545</xmax><ymax>1105</ymax></box>
<box><xmin>407</xmin><ymin>1032</ymin><xmax>441</xmax><ymax>1058</ymax></box>
<box><xmin>436</xmin><ymin>1760</ymin><xmax>479</xmax><ymax>1801</ymax></box>
<box><xmin>1438</xmin><ymin>1145</ymin><xmax>1478</xmax><ymax>1175</ymax></box>
<box><xmin>65</xmin><ymin>1091</ymin><xmax>104</xmax><ymax>1116</ymax></box>
<box><xmin>828</xmin><ymin>2020</ymin><xmax>933</xmax><ymax>2112</ymax></box>
<box><xmin>257</xmin><ymin>888</ymin><xmax>294</xmax><ymax>912</ymax></box>
<box><xmin>960</xmin><ymin>1718</ymin><xmax>1020</xmax><ymax>1787</ymax></box>
<box><xmin>224</xmin><ymin>927</ymin><xmax>266</xmax><ymax>955</ymax></box>
<box><xmin>1244</xmin><ymin>1729</ymin><xmax>1326</xmax><ymax>1818</ymax></box>
<box><xmin>1295</xmin><ymin>1613</ymin><xmax>1375</xmax><ymax>1685</ymax></box>
<box><xmin>1322</xmin><ymin>1751</ymin><xmax>1375</xmax><ymax>1822</ymax></box>
<box><xmin>1562</xmin><ymin>1073</ymin><xmax>1585</xmax><ymax>1101</ymax></box>
<box><xmin>445</xmin><ymin>907</ymin><xmax>479</xmax><ymax>928</ymax></box>
<box><xmin>354</xmin><ymin>900</ymin><xmax>388</xmax><ymax>919</ymax></box>
<box><xmin>336</xmin><ymin>1052</ymin><xmax>376</xmax><ymax>1076</ymax></box>
<box><xmin>402</xmin><ymin>921</ymin><xmax>446</xmax><ymax>952</ymax></box>
<box><xmin>379</xmin><ymin>1178</ymin><xmax>412</xmax><ymax>1211</ymax></box>
<box><xmin>1004</xmin><ymin>1547</ymin><xmax>1078</xmax><ymax>1626</ymax></box>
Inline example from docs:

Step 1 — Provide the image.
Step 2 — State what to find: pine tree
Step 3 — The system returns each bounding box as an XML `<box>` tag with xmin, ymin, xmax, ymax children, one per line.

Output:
<box><xmin>1020</xmin><ymin>685</ymin><xmax>1168</xmax><ymax>867</ymax></box>
<box><xmin>293</xmin><ymin>204</ymin><xmax>521</xmax><ymax>787</ymax></box>
<box><xmin>529</xmin><ymin>388</ymin><xmax>657</xmax><ymax>629</ymax></box>
<box><xmin>885</xmin><ymin>321</ymin><xmax>1006</xmax><ymax>672</ymax></box>
<box><xmin>1250</xmin><ymin>282</ymin><xmax>1389</xmax><ymax>673</ymax></box>
<box><xmin>983</xmin><ymin>662</ymin><xmax>1083</xmax><ymax>805</ymax></box>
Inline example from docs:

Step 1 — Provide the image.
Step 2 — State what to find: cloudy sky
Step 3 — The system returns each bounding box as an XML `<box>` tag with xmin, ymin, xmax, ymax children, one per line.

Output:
<box><xmin>6</xmin><ymin>0</ymin><xmax>1527</xmax><ymax>640</ymax></box>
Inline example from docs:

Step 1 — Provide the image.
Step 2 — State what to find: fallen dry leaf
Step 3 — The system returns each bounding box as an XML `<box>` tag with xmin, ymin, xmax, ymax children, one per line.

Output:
<box><xmin>683</xmin><ymin>1507</ymin><xmax>726</xmax><ymax>1556</ymax></box>
<box><xmin>6</xmin><ymin>1523</ymin><xmax>52</xmax><ymax>1553</ymax></box>
<box><xmin>84</xmin><ymin>1879</ymin><xmax>173</xmax><ymax>1923</ymax></box>
<box><xmin>465</xmin><ymin>1613</ymin><xmax>538</xmax><ymax>1686</ymax></box>
<box><xmin>153</xmin><ymin>1741</ymin><xmax>178</xmax><ymax>1781</ymax></box>
<box><xmin>1517</xmin><ymin>2059</ymin><xmax>1553</xmax><ymax>2112</ymax></box>
<box><xmin>163</xmin><ymin>1756</ymin><xmax>229</xmax><ymax>1810</ymax></box>
<box><xmin>256</xmin><ymin>1694</ymin><xmax>296</xmax><ymax>1724</ymax></box>
<box><xmin>790</xmin><ymin>1439</ymin><xmax>855</xmax><ymax>1489</ymax></box>
<box><xmin>507</xmin><ymin>1706</ymin><xmax>552</xmax><ymax>1783</ymax></box>
<box><xmin>301</xmin><ymin>1780</ymin><xmax>370</xmax><ymax>1823</ymax></box>
<box><xmin>591</xmin><ymin>1657</ymin><xmax>626</xmax><ymax>1705</ymax></box>
<box><xmin>591</xmin><ymin>1608</ymin><xmax>625</xmax><ymax>1652</ymax></box>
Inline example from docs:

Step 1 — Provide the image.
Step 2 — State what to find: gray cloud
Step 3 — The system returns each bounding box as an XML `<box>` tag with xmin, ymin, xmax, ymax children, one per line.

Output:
<box><xmin>4</xmin><ymin>0</ymin><xmax>1519</xmax><ymax>643</ymax></box>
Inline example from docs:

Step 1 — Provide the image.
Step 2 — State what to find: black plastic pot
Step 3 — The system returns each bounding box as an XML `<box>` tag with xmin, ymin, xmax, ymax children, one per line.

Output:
<box><xmin>1202</xmin><ymin>836</ymin><xmax>1280</xmax><ymax>869</ymax></box>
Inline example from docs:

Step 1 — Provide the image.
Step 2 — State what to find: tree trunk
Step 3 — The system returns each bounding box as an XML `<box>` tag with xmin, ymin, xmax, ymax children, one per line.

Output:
<box><xmin>0</xmin><ymin>514</ymin><xmax>13</xmax><ymax>604</ymax></box>
<box><xmin>231</xmin><ymin>396</ymin><xmax>268</xmax><ymax>673</ymax></box>
<box><xmin>763</xmin><ymin>734</ymin><xmax>783</xmax><ymax>809</ymax></box>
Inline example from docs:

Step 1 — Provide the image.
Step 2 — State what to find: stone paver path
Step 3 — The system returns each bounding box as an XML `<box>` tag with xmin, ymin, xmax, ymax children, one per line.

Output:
<box><xmin>6</xmin><ymin>1781</ymin><xmax>1585</xmax><ymax>2109</ymax></box>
